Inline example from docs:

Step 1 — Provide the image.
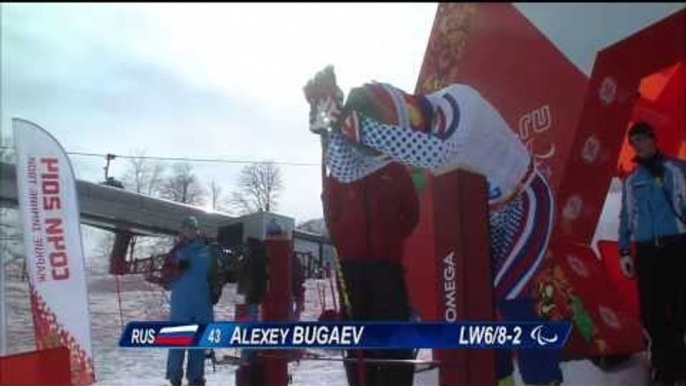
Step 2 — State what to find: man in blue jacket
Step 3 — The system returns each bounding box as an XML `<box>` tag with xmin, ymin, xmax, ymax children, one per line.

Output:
<box><xmin>618</xmin><ymin>122</ymin><xmax>686</xmax><ymax>386</ymax></box>
<box><xmin>166</xmin><ymin>216</ymin><xmax>214</xmax><ymax>386</ymax></box>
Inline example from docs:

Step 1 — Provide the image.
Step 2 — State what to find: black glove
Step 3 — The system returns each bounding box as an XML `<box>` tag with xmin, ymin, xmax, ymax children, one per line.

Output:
<box><xmin>304</xmin><ymin>66</ymin><xmax>344</xmax><ymax>135</ymax></box>
<box><xmin>619</xmin><ymin>251</ymin><xmax>635</xmax><ymax>279</ymax></box>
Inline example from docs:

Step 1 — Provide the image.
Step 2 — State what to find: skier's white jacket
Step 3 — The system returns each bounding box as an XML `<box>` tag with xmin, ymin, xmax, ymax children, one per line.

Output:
<box><xmin>324</xmin><ymin>82</ymin><xmax>554</xmax><ymax>300</ymax></box>
<box><xmin>326</xmin><ymin>83</ymin><xmax>533</xmax><ymax>205</ymax></box>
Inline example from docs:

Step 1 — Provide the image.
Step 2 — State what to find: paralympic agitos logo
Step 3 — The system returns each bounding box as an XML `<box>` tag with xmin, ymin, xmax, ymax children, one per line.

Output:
<box><xmin>530</xmin><ymin>324</ymin><xmax>559</xmax><ymax>347</ymax></box>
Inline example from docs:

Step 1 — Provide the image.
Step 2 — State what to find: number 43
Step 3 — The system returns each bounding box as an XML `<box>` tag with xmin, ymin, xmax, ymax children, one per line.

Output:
<box><xmin>208</xmin><ymin>328</ymin><xmax>222</xmax><ymax>344</ymax></box>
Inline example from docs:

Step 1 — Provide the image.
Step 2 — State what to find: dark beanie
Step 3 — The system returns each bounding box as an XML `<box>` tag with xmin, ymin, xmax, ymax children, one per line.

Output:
<box><xmin>628</xmin><ymin>121</ymin><xmax>655</xmax><ymax>140</ymax></box>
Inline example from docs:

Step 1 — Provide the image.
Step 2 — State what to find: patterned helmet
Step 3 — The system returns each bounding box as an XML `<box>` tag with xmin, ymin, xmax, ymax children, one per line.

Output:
<box><xmin>345</xmin><ymin>82</ymin><xmax>434</xmax><ymax>133</ymax></box>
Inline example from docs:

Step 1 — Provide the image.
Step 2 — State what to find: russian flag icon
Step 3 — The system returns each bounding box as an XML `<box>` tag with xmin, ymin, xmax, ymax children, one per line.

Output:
<box><xmin>154</xmin><ymin>325</ymin><xmax>199</xmax><ymax>346</ymax></box>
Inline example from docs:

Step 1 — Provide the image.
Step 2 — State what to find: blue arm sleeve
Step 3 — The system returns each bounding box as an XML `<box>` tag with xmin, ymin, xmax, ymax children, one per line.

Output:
<box><xmin>618</xmin><ymin>179</ymin><xmax>632</xmax><ymax>252</ymax></box>
<box><xmin>324</xmin><ymin>131</ymin><xmax>389</xmax><ymax>183</ymax></box>
<box><xmin>357</xmin><ymin>114</ymin><xmax>456</xmax><ymax>170</ymax></box>
<box><xmin>174</xmin><ymin>244</ymin><xmax>190</xmax><ymax>264</ymax></box>
<box><xmin>676</xmin><ymin>159</ymin><xmax>686</xmax><ymax>214</ymax></box>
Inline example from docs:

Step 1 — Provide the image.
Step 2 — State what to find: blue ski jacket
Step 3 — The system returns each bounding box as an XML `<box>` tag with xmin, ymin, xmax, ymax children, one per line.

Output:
<box><xmin>619</xmin><ymin>155</ymin><xmax>686</xmax><ymax>251</ymax></box>
<box><xmin>169</xmin><ymin>237</ymin><xmax>214</xmax><ymax>323</ymax></box>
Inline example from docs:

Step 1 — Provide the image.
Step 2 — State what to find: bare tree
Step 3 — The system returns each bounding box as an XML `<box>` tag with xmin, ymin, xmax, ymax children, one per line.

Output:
<box><xmin>121</xmin><ymin>148</ymin><xmax>165</xmax><ymax>196</ymax></box>
<box><xmin>113</xmin><ymin>149</ymin><xmax>168</xmax><ymax>263</ymax></box>
<box><xmin>209</xmin><ymin>180</ymin><xmax>222</xmax><ymax>211</ymax></box>
<box><xmin>0</xmin><ymin>143</ymin><xmax>22</xmax><ymax>273</ymax></box>
<box><xmin>160</xmin><ymin>162</ymin><xmax>207</xmax><ymax>206</ymax></box>
<box><xmin>230</xmin><ymin>161</ymin><xmax>283</xmax><ymax>214</ymax></box>
<box><xmin>0</xmin><ymin>208</ymin><xmax>23</xmax><ymax>266</ymax></box>
<box><xmin>91</xmin><ymin>230</ymin><xmax>115</xmax><ymax>275</ymax></box>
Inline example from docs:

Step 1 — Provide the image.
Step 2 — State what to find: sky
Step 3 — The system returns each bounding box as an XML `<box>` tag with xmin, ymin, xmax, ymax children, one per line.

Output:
<box><xmin>1</xmin><ymin>3</ymin><xmax>438</xmax><ymax>222</ymax></box>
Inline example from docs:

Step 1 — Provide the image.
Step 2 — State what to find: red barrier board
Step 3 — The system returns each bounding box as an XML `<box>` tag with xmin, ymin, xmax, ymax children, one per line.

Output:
<box><xmin>1</xmin><ymin>347</ymin><xmax>72</xmax><ymax>386</ymax></box>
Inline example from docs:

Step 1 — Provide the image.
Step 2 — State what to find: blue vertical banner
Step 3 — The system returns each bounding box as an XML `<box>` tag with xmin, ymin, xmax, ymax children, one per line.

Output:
<box><xmin>120</xmin><ymin>321</ymin><xmax>572</xmax><ymax>350</ymax></box>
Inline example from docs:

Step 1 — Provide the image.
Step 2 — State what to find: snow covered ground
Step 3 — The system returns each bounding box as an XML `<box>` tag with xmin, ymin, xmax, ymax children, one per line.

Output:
<box><xmin>4</xmin><ymin>258</ymin><xmax>650</xmax><ymax>386</ymax></box>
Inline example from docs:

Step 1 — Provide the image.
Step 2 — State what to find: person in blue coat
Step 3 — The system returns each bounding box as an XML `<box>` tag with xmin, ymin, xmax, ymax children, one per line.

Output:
<box><xmin>166</xmin><ymin>216</ymin><xmax>214</xmax><ymax>386</ymax></box>
<box><xmin>618</xmin><ymin>122</ymin><xmax>686</xmax><ymax>386</ymax></box>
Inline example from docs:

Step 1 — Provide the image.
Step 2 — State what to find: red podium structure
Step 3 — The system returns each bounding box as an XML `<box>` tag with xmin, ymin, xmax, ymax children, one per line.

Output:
<box><xmin>405</xmin><ymin>170</ymin><xmax>496</xmax><ymax>386</ymax></box>
<box><xmin>261</xmin><ymin>235</ymin><xmax>293</xmax><ymax>386</ymax></box>
<box><xmin>0</xmin><ymin>347</ymin><xmax>72</xmax><ymax>385</ymax></box>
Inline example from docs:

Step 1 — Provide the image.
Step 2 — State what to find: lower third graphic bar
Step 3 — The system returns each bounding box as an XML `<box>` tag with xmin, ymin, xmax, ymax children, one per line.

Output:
<box><xmin>119</xmin><ymin>321</ymin><xmax>572</xmax><ymax>350</ymax></box>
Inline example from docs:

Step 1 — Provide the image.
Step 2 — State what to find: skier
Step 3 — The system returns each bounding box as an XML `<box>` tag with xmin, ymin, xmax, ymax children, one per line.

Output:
<box><xmin>324</xmin><ymin>160</ymin><xmax>419</xmax><ymax>386</ymax></box>
<box><xmin>166</xmin><ymin>216</ymin><xmax>214</xmax><ymax>386</ymax></box>
<box><xmin>307</xmin><ymin>67</ymin><xmax>420</xmax><ymax>386</ymax></box>
<box><xmin>305</xmin><ymin>66</ymin><xmax>561</xmax><ymax>385</ymax></box>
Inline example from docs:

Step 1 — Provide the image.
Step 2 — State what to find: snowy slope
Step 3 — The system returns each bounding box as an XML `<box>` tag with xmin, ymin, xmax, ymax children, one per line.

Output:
<box><xmin>4</xmin><ymin>258</ymin><xmax>649</xmax><ymax>386</ymax></box>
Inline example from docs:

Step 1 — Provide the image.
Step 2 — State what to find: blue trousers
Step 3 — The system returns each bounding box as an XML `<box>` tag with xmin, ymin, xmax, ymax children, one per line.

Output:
<box><xmin>495</xmin><ymin>298</ymin><xmax>563</xmax><ymax>385</ymax></box>
<box><xmin>166</xmin><ymin>314</ymin><xmax>212</xmax><ymax>383</ymax></box>
<box><xmin>166</xmin><ymin>348</ymin><xmax>206</xmax><ymax>383</ymax></box>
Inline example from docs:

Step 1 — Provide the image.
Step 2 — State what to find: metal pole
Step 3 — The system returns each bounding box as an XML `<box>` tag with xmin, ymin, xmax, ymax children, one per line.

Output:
<box><xmin>104</xmin><ymin>153</ymin><xmax>115</xmax><ymax>181</ymax></box>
